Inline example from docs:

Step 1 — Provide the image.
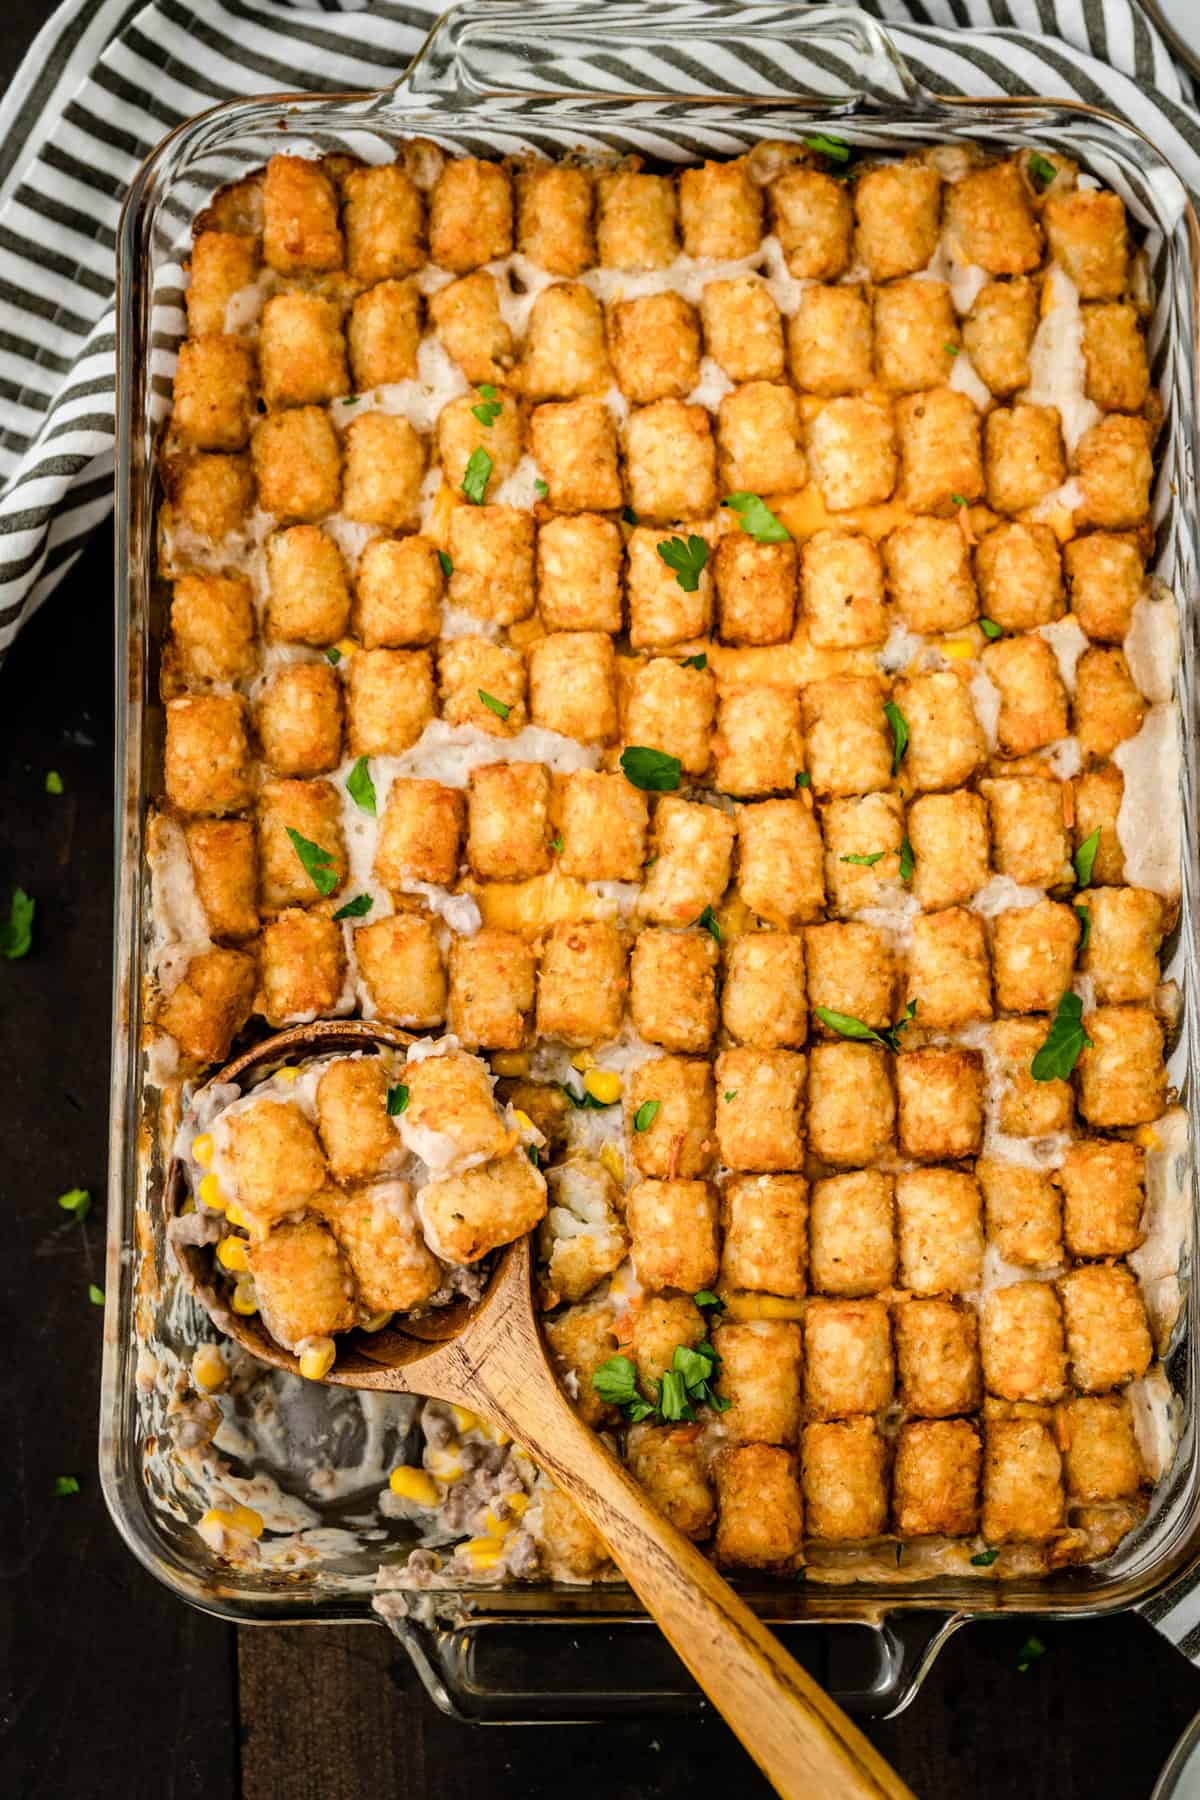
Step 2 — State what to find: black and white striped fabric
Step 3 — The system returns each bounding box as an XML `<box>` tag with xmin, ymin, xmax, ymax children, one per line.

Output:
<box><xmin>0</xmin><ymin>0</ymin><xmax>1196</xmax><ymax>659</ymax></box>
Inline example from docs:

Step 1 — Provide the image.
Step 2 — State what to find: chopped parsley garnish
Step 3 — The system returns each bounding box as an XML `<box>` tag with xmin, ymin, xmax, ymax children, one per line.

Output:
<box><xmin>57</xmin><ymin>1188</ymin><xmax>91</xmax><ymax>1219</ymax></box>
<box><xmin>88</xmin><ymin>1283</ymin><xmax>105</xmax><ymax>1306</ymax></box>
<box><xmin>884</xmin><ymin>700</ymin><xmax>909</xmax><ymax>776</ymax></box>
<box><xmin>471</xmin><ymin>384</ymin><xmax>502</xmax><ymax>428</ymax></box>
<box><xmin>970</xmin><ymin>1549</ymin><xmax>999</xmax><ymax>1567</ymax></box>
<box><xmin>1074</xmin><ymin>827</ymin><xmax>1101</xmax><ymax>889</ymax></box>
<box><xmin>345</xmin><ymin>756</ymin><xmax>377</xmax><ymax>818</ymax></box>
<box><xmin>1031</xmin><ymin>992</ymin><xmax>1092</xmax><ymax>1082</ymax></box>
<box><xmin>527</xmin><ymin>1143</ymin><xmax>540</xmax><ymax>1167</ymax></box>
<box><xmin>840</xmin><ymin>851</ymin><xmax>885</xmax><ymax>868</ymax></box>
<box><xmin>950</xmin><ymin>493</ymin><xmax>968</xmax><ymax>507</ymax></box>
<box><xmin>592</xmin><ymin>1339</ymin><xmax>728</xmax><ymax>1425</ymax></box>
<box><xmin>332</xmin><ymin>893</ymin><xmax>373</xmax><ymax>921</ymax></box>
<box><xmin>816</xmin><ymin>998</ymin><xmax>917</xmax><ymax>1054</ymax></box>
<box><xmin>633</xmin><ymin>1099</ymin><xmax>660</xmax><ymax>1132</ymax></box>
<box><xmin>286</xmin><ymin>828</ymin><xmax>339</xmax><ymax>897</ymax></box>
<box><xmin>45</xmin><ymin>770</ymin><xmax>64</xmax><ymax>795</ymax></box>
<box><xmin>804</xmin><ymin>132</ymin><xmax>851</xmax><ymax>164</ymax></box>
<box><xmin>534</xmin><ymin>478</ymin><xmax>549</xmax><ymax>499</ymax></box>
<box><xmin>723</xmin><ymin>491</ymin><xmax>790</xmax><ymax>544</ymax></box>
<box><xmin>723</xmin><ymin>1090</ymin><xmax>737</xmax><ymax>1103</ymax></box>
<box><xmin>620</xmin><ymin>745</ymin><xmax>681</xmax><ymax>792</ymax></box>
<box><xmin>795</xmin><ymin>771</ymin><xmax>811</xmax><ymax>789</ymax></box>
<box><xmin>325</xmin><ymin>647</ymin><xmax>342</xmax><ymax>665</ymax></box>
<box><xmin>622</xmin><ymin>505</ymin><xmax>638</xmax><ymax>526</ymax></box>
<box><xmin>1</xmin><ymin>886</ymin><xmax>34</xmax><ymax>959</ymax></box>
<box><xmin>899</xmin><ymin>835</ymin><xmax>915</xmax><ymax>883</ymax></box>
<box><xmin>1027</xmin><ymin>152</ymin><xmax>1057</xmax><ymax>192</ymax></box>
<box><xmin>551</xmin><ymin>834</ymin><xmax>564</xmax><ymax>853</ymax></box>
<box><xmin>462</xmin><ymin>446</ymin><xmax>492</xmax><ymax>504</ymax></box>
<box><xmin>387</xmin><ymin>1084</ymin><xmax>410</xmax><ymax>1116</ymax></box>
<box><xmin>437</xmin><ymin>550</ymin><xmax>453</xmax><ymax>579</ymax></box>
<box><xmin>656</xmin><ymin>533</ymin><xmax>709</xmax><ymax>593</ymax></box>
<box><xmin>343</xmin><ymin>395</ymin><xmax>360</xmax><ymax>405</ymax></box>
<box><xmin>560</xmin><ymin>1083</ymin><xmax>615</xmax><ymax>1112</ymax></box>
<box><xmin>1017</xmin><ymin>1633</ymin><xmax>1047</xmax><ymax>1672</ymax></box>
<box><xmin>1075</xmin><ymin>904</ymin><xmax>1091</xmax><ymax>955</ymax></box>
<box><xmin>681</xmin><ymin>652</ymin><xmax>708</xmax><ymax>671</ymax></box>
<box><xmin>979</xmin><ymin>618</ymin><xmax>1003</xmax><ymax>640</ymax></box>
<box><xmin>693</xmin><ymin>1289</ymin><xmax>724</xmax><ymax>1314</ymax></box>
<box><xmin>53</xmin><ymin>1475</ymin><xmax>80</xmax><ymax>1497</ymax></box>
<box><xmin>478</xmin><ymin>688</ymin><xmax>511</xmax><ymax>721</ymax></box>
<box><xmin>697</xmin><ymin>904</ymin><xmax>721</xmax><ymax>943</ymax></box>
<box><xmin>944</xmin><ymin>342</ymin><xmax>959</xmax><ymax>357</ymax></box>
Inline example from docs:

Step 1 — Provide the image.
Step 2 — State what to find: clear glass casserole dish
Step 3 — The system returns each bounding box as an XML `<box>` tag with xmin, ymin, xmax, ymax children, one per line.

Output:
<box><xmin>103</xmin><ymin>0</ymin><xmax>1200</xmax><ymax>1720</ymax></box>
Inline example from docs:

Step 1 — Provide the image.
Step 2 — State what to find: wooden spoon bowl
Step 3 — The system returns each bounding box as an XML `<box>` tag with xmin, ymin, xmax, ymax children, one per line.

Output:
<box><xmin>166</xmin><ymin>1022</ymin><xmax>915</xmax><ymax>1800</ymax></box>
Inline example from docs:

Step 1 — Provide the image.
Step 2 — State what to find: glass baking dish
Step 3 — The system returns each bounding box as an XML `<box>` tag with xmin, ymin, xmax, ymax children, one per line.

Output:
<box><xmin>103</xmin><ymin>0</ymin><xmax>1200</xmax><ymax>1721</ymax></box>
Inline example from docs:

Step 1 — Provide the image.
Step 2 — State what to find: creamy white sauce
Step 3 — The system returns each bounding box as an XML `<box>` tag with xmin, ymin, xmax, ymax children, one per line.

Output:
<box><xmin>1115</xmin><ymin>706</ymin><xmax>1183</xmax><ymax>897</ymax></box>
<box><xmin>1021</xmin><ymin>265</ymin><xmax>1101</xmax><ymax>454</ymax></box>
<box><xmin>1125</xmin><ymin>590</ymin><xmax>1180</xmax><ymax>706</ymax></box>
<box><xmin>1038</xmin><ymin>616</ymin><xmax>1088</xmax><ymax>692</ymax></box>
<box><xmin>968</xmin><ymin>664</ymin><xmax>1002</xmax><ymax>751</ymax></box>
<box><xmin>948</xmin><ymin>348</ymin><xmax>992</xmax><ymax>410</ymax></box>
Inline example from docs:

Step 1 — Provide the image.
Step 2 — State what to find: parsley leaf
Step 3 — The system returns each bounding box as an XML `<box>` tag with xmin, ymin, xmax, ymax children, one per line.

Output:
<box><xmin>462</xmin><ymin>446</ymin><xmax>493</xmax><ymax>504</ymax></box>
<box><xmin>551</xmin><ymin>834</ymin><xmax>564</xmax><ymax>853</ymax></box>
<box><xmin>620</xmin><ymin>745</ymin><xmax>681</xmax><ymax>792</ymax></box>
<box><xmin>899</xmin><ymin>835</ymin><xmax>915</xmax><ymax>883</ymax></box>
<box><xmin>693</xmin><ymin>1289</ymin><xmax>725</xmax><ymax>1313</ymax></box>
<box><xmin>57</xmin><ymin>1188</ymin><xmax>91</xmax><ymax>1219</ymax></box>
<box><xmin>527</xmin><ymin>1143</ymin><xmax>540</xmax><ymax>1166</ymax></box>
<box><xmin>1031</xmin><ymin>992</ymin><xmax>1092</xmax><ymax>1082</ymax></box>
<box><xmin>723</xmin><ymin>491</ymin><xmax>790</xmax><ymax>544</ymax></box>
<box><xmin>723</xmin><ymin>1090</ymin><xmax>737</xmax><ymax>1103</ymax></box>
<box><xmin>332</xmin><ymin>893</ymin><xmax>373</xmax><ymax>921</ymax></box>
<box><xmin>287</xmin><ymin>828</ymin><xmax>339</xmax><ymax>897</ymax></box>
<box><xmin>560</xmin><ymin>1083</ymin><xmax>613</xmax><ymax>1112</ymax></box>
<box><xmin>950</xmin><ymin>493</ymin><xmax>969</xmax><ymax>507</ymax></box>
<box><xmin>622</xmin><ymin>505</ymin><xmax>638</xmax><ymax>526</ymax></box>
<box><xmin>387</xmin><ymin>1084</ymin><xmax>410</xmax><ymax>1116</ymax></box>
<box><xmin>534</xmin><ymin>478</ymin><xmax>548</xmax><ymax>498</ymax></box>
<box><xmin>1075</xmin><ymin>904</ymin><xmax>1091</xmax><ymax>955</ymax></box>
<box><xmin>970</xmin><ymin>1549</ymin><xmax>999</xmax><ymax>1567</ymax></box>
<box><xmin>1017</xmin><ymin>1633</ymin><xmax>1046</xmax><ymax>1672</ymax></box>
<box><xmin>804</xmin><ymin>131</ymin><xmax>851</xmax><ymax>164</ymax></box>
<box><xmin>478</xmin><ymin>688</ymin><xmax>511</xmax><ymax>721</ymax></box>
<box><xmin>437</xmin><ymin>550</ymin><xmax>453</xmax><ymax>578</ymax></box>
<box><xmin>944</xmin><ymin>342</ymin><xmax>960</xmax><ymax>357</ymax></box>
<box><xmin>592</xmin><ymin>1355</ymin><xmax>639</xmax><ymax>1406</ymax></box>
<box><xmin>697</xmin><ymin>904</ymin><xmax>721</xmax><ymax>943</ymax></box>
<box><xmin>325</xmin><ymin>646</ymin><xmax>342</xmax><ymax>665</ymax></box>
<box><xmin>795</xmin><ymin>771</ymin><xmax>811</xmax><ymax>789</ymax></box>
<box><xmin>979</xmin><ymin>618</ymin><xmax>1003</xmax><ymax>640</ymax></box>
<box><xmin>656</xmin><ymin>533</ymin><xmax>709</xmax><ymax>593</ymax></box>
<box><xmin>659</xmin><ymin>1367</ymin><xmax>695</xmax><ymax>1422</ymax></box>
<box><xmin>633</xmin><ymin>1099</ymin><xmax>660</xmax><ymax>1132</ymax></box>
<box><xmin>1074</xmin><ymin>827</ymin><xmax>1101</xmax><ymax>889</ymax></box>
<box><xmin>1</xmin><ymin>886</ymin><xmax>34</xmax><ymax>959</ymax></box>
<box><xmin>471</xmin><ymin>386</ymin><xmax>503</xmax><ymax>428</ymax></box>
<box><xmin>1027</xmin><ymin>152</ymin><xmax>1057</xmax><ymax>192</ymax></box>
<box><xmin>840</xmin><ymin>851</ymin><xmax>885</xmax><ymax>868</ymax></box>
<box><xmin>88</xmin><ymin>1283</ymin><xmax>105</xmax><ymax>1306</ymax></box>
<box><xmin>884</xmin><ymin>700</ymin><xmax>909</xmax><ymax>776</ymax></box>
<box><xmin>45</xmin><ymin>770</ymin><xmax>64</xmax><ymax>795</ymax></box>
<box><xmin>681</xmin><ymin>652</ymin><xmax>708</xmax><ymax>671</ymax></box>
<box><xmin>816</xmin><ymin>1000</ymin><xmax>916</xmax><ymax>1054</ymax></box>
<box><xmin>345</xmin><ymin>756</ymin><xmax>377</xmax><ymax>818</ymax></box>
<box><xmin>54</xmin><ymin>1475</ymin><xmax>80</xmax><ymax>1497</ymax></box>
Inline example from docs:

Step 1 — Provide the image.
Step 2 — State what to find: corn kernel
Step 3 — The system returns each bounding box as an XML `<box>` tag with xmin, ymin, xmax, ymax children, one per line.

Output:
<box><xmin>201</xmin><ymin>1502</ymin><xmax>264</xmax><ymax>1540</ymax></box>
<box><xmin>231</xmin><ymin>1278</ymin><xmax>258</xmax><ymax>1316</ymax></box>
<box><xmin>483</xmin><ymin>1421</ymin><xmax>512</xmax><ymax>1447</ymax></box>
<box><xmin>485</xmin><ymin>1506</ymin><xmax>517</xmax><ymax>1539</ymax></box>
<box><xmin>1137</xmin><ymin>1126</ymin><xmax>1163</xmax><ymax>1151</ymax></box>
<box><xmin>599</xmin><ymin>1143</ymin><xmax>625</xmax><ymax>1187</ymax></box>
<box><xmin>181</xmin><ymin>1198</ymin><xmax>196</xmax><ymax>1216</ymax></box>
<box><xmin>298</xmin><ymin>1336</ymin><xmax>337</xmax><ymax>1381</ymax></box>
<box><xmin>463</xmin><ymin>1536</ymin><xmax>504</xmax><ymax>1569</ymax></box>
<box><xmin>192</xmin><ymin>1344</ymin><xmax>227</xmax><ymax>1392</ymax></box>
<box><xmin>361</xmin><ymin>1309</ymin><xmax>394</xmax><ymax>1333</ymax></box>
<box><xmin>428</xmin><ymin>478</ymin><xmax>456</xmax><ymax>545</ymax></box>
<box><xmin>724</xmin><ymin>1292</ymin><xmax>805</xmax><ymax>1322</ymax></box>
<box><xmin>511</xmin><ymin>1108</ymin><xmax>536</xmax><ymax>1132</ymax></box>
<box><xmin>491</xmin><ymin>1051</ymin><xmax>530</xmax><ymax>1077</ymax></box>
<box><xmin>504</xmin><ymin>1490</ymin><xmax>529</xmax><ymax>1519</ymax></box>
<box><xmin>192</xmin><ymin>1133</ymin><xmax>214</xmax><ymax>1168</ymax></box>
<box><xmin>426</xmin><ymin>1447</ymin><xmax>463</xmax><ymax>1482</ymax></box>
<box><xmin>274</xmin><ymin>1065</ymin><xmax>301</xmax><ymax>1084</ymax></box>
<box><xmin>331</xmin><ymin>638</ymin><xmax>357</xmax><ymax>663</ymax></box>
<box><xmin>224</xmin><ymin>1200</ymin><xmax>249</xmax><ymax>1229</ymax></box>
<box><xmin>389</xmin><ymin>1465</ymin><xmax>440</xmax><ymax>1507</ymax></box>
<box><xmin>570</xmin><ymin>1050</ymin><xmax>596</xmax><ymax>1072</ymax></box>
<box><xmin>198</xmin><ymin>1173</ymin><xmax>227</xmax><ymax>1214</ymax></box>
<box><xmin>941</xmin><ymin>637</ymin><xmax>977</xmax><ymax>662</ymax></box>
<box><xmin>216</xmin><ymin>1235</ymin><xmax>249</xmax><ymax>1273</ymax></box>
<box><xmin>584</xmin><ymin>1068</ymin><xmax>621</xmax><ymax>1106</ymax></box>
<box><xmin>450</xmin><ymin>1404</ymin><xmax>482</xmax><ymax>1435</ymax></box>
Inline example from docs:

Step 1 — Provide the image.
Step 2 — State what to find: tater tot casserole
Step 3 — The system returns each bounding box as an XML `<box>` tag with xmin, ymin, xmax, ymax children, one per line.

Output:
<box><xmin>150</xmin><ymin>132</ymin><xmax>1188</xmax><ymax>1588</ymax></box>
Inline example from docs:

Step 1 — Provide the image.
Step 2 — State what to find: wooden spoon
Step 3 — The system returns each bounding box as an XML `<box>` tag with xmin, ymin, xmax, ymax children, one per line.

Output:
<box><xmin>168</xmin><ymin>1021</ymin><xmax>916</xmax><ymax>1800</ymax></box>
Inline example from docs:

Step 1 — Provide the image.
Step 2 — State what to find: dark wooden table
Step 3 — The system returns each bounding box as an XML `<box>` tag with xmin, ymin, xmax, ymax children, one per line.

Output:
<box><xmin>2</xmin><ymin>10</ymin><xmax>1200</xmax><ymax>1791</ymax></box>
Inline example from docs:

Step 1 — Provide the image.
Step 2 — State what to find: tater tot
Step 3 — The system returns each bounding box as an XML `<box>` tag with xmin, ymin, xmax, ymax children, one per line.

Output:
<box><xmin>262</xmin><ymin>154</ymin><xmax>342</xmax><ymax>274</ymax></box>
<box><xmin>892</xmin><ymin>1297</ymin><xmax>981</xmax><ymax>1418</ymax></box>
<box><xmin>1075</xmin><ymin>414</ymin><xmax>1153</xmax><ymax>530</ymax></box>
<box><xmin>163</xmin><ymin>450</ymin><xmax>253</xmax><ymax>545</ymax></box>
<box><xmin>821</xmin><ymin>792</ymin><xmax>906</xmax><ymax>916</ymax></box>
<box><xmin>801</xmin><ymin>674</ymin><xmax>893</xmax><ymax>797</ymax></box>
<box><xmin>806</xmin><ymin>396</ymin><xmax>898</xmax><ymax>512</ymax></box>
<box><xmin>535</xmin><ymin>920</ymin><xmax>627</xmax><ymax>1046</ymax></box>
<box><xmin>448</xmin><ymin>928</ymin><xmax>534</xmax><ymax>1051</ymax></box>
<box><xmin>374</xmin><ymin>779</ymin><xmax>463</xmax><ymax>889</ymax></box>
<box><xmin>714</xmin><ymin>1443</ymin><xmax>803</xmax><ymax>1569</ymax></box>
<box><xmin>904</xmin><ymin>906</ymin><xmax>991</xmax><ymax>1029</ymax></box>
<box><xmin>440</xmin><ymin>637</ymin><xmax>528</xmax><ymax>737</ymax></box>
<box><xmin>257</xmin><ymin>778</ymin><xmax>346</xmax><ymax>912</ymax></box>
<box><xmin>990</xmin><ymin>898</ymin><xmax>1079</xmax><ymax>1015</ymax></box>
<box><xmin>1064</xmin><ymin>532</ymin><xmax>1146</xmax><ymax>643</ymax></box>
<box><xmin>807</xmin><ymin>1042</ymin><xmax>895</xmax><ymax>1168</ymax></box>
<box><xmin>626</xmin><ymin>525</ymin><xmax>713</xmax><ymax>650</ymax></box>
<box><xmin>169</xmin><ymin>571</ymin><xmax>255</xmax><ymax>685</ymax></box>
<box><xmin>638</xmin><ymin>797</ymin><xmax>735</xmax><ymax>928</ymax></box>
<box><xmin>251</xmin><ymin>406</ymin><xmax>341</xmax><ymax>521</ymax></box>
<box><xmin>701</xmin><ymin>277</ymin><xmax>785</xmax><ymax>383</ymax></box>
<box><xmin>626</xmin><ymin>400</ymin><xmax>717</xmax><ymax>524</ymax></box>
<box><xmin>467</xmin><ymin>761</ymin><xmax>551</xmax><ymax>881</ymax></box>
<box><xmin>721</xmin><ymin>932</ymin><xmax>807</xmax><ymax>1050</ymax></box>
<box><xmin>908</xmin><ymin>791</ymin><xmax>990</xmax><ymax>912</ymax></box>
<box><xmin>768</xmin><ymin>167</ymin><xmax>852</xmax><ymax>279</ymax></box>
<box><xmin>896</xmin><ymin>387</ymin><xmax>984</xmax><ymax>515</ymax></box>
<box><xmin>255</xmin><ymin>661</ymin><xmax>343</xmax><ymax>778</ymax></box>
<box><xmin>873</xmin><ymin>279</ymin><xmax>958</xmax><ymax>395</ymax></box>
<box><xmin>520</xmin><ymin>282</ymin><xmax>610</xmax><ymax>400</ymax></box>
<box><xmin>544</xmin><ymin>1303</ymin><xmax>620</xmax><ymax>1429</ymax></box>
<box><xmin>1059</xmin><ymin>1264</ymin><xmax>1153</xmax><ymax>1391</ymax></box>
<box><xmin>1060</xmin><ymin>1395</ymin><xmax>1143</xmax><ymax>1501</ymax></box>
<box><xmin>356</xmin><ymin>912</ymin><xmax>447</xmax><ymax>1030</ymax></box>
<box><xmin>991</xmin><ymin>1017</ymin><xmax>1074</xmax><ymax>1139</ymax></box>
<box><xmin>627</xmin><ymin>1178</ymin><xmax>719</xmax><ymax>1293</ymax></box>
<box><xmin>1043</xmin><ymin>189</ymin><xmax>1129</xmax><ymax>300</ymax></box>
<box><xmin>342</xmin><ymin>412</ymin><xmax>425</xmax><ymax>530</ymax></box>
<box><xmin>447</xmin><ymin>504</ymin><xmax>535</xmax><ymax>627</ymax></box>
<box><xmin>527</xmin><ymin>631</ymin><xmax>618</xmax><ymax>744</ymax></box>
<box><xmin>679</xmin><ymin>158</ymin><xmax>763</xmax><ymax>259</ymax></box>
<box><xmin>982</xmin><ymin>1414</ymin><xmax>1064</xmax><ymax>1544</ymax></box>
<box><xmin>1080</xmin><ymin>885</ymin><xmax>1164</xmax><ymax>1003</ymax></box>
<box><xmin>341</xmin><ymin>162</ymin><xmax>424</xmax><ymax>282</ymax></box>
<box><xmin>800</xmin><ymin>530</ymin><xmax>887</xmax><ymax>649</ymax></box>
<box><xmin>981</xmin><ymin>633</ymin><xmax>1069</xmax><ymax>758</ymax></box>
<box><xmin>720</xmin><ymin>1173</ymin><xmax>808</xmax><ymax>1297</ymax></box>
<box><xmin>854</xmin><ymin>160</ymin><xmax>942</xmax><ymax>281</ymax></box>
<box><xmin>714</xmin><ymin>1319</ymin><xmax>803</xmax><ymax>1446</ymax></box>
<box><xmin>608</xmin><ymin>291</ymin><xmax>700</xmax><ymax>404</ymax></box>
<box><xmin>717</xmin><ymin>381</ymin><xmax>807</xmax><ymax>495</ymax></box>
<box><xmin>354</xmin><ymin>534</ymin><xmax>443</xmax><ymax>648</ymax></box>
<box><xmin>164</xmin><ymin>694</ymin><xmax>254</xmax><ymax>817</ymax></box>
<box><xmin>315</xmin><ymin>1056</ymin><xmax>405</xmax><ymax>1186</ymax></box>
<box><xmin>345</xmin><ymin>647</ymin><xmax>435</xmax><ymax>757</ymax></box>
<box><xmin>946</xmin><ymin>160</ymin><xmax>1043</xmax><ymax>275</ymax></box>
<box><xmin>974</xmin><ymin>522</ymin><xmax>1065</xmax><ymax>631</ymax></box>
<box><xmin>428</xmin><ymin>272</ymin><xmax>515</xmax><ymax>387</ymax></box>
<box><xmin>627</xmin><ymin>1055</ymin><xmax>715</xmax><ymax>1180</ymax></box>
<box><xmin>1082</xmin><ymin>303</ymin><xmax>1150</xmax><ymax>414</ymax></box>
<box><xmin>882</xmin><ymin>517</ymin><xmax>978</xmax><ymax>635</ymax></box>
<box><xmin>802</xmin><ymin>1418</ymin><xmax>888</xmax><ymax>1543</ymax></box>
<box><xmin>895</xmin><ymin>1047</ymin><xmax>984</xmax><ymax>1161</ymax></box>
<box><xmin>185</xmin><ymin>819</ymin><xmax>258</xmax><ymax>942</ymax></box>
<box><xmin>893</xmin><ymin>1419</ymin><xmax>981</xmax><ymax>1539</ymax></box>
<box><xmin>786</xmin><ymin>284</ymin><xmax>874</xmax><ymax>397</ymax></box>
<box><xmin>595</xmin><ymin>170</ymin><xmax>677</xmax><ymax>270</ymax></box>
<box><xmin>978</xmin><ymin>1159</ymin><xmax>1063</xmax><ymax>1268</ymax></box>
<box><xmin>1060</xmin><ymin>1138</ymin><xmax>1145</xmax><ymax>1260</ymax></box>
<box><xmin>962</xmin><ymin>278</ymin><xmax>1037</xmax><ymax>396</ymax></box>
<box><xmin>537</xmin><ymin>514</ymin><xmax>623</xmax><ymax>632</ymax></box>
<box><xmin>804</xmin><ymin>1297</ymin><xmax>894</xmax><ymax>1419</ymax></box>
<box><xmin>157</xmin><ymin>946</ymin><xmax>256</xmax><ymax>1067</ymax></box>
<box><xmin>984</xmin><ymin>403</ymin><xmax>1067</xmax><ymax>517</ymax></box>
<box><xmin>629</xmin><ymin>928</ymin><xmax>717</xmax><ymax>1053</ymax></box>
<box><xmin>713</xmin><ymin>1049</ymin><xmax>806</xmax><ymax>1173</ymax></box>
<box><xmin>438</xmin><ymin>390</ymin><xmax>522</xmax><ymax>498</ymax></box>
<box><xmin>421</xmin><ymin>1151</ymin><xmax>547</xmax><ymax>1265</ymax></box>
<box><xmin>979</xmin><ymin>775</ymin><xmax>1074</xmax><ymax>890</ymax></box>
<box><xmin>225</xmin><ymin>1095</ymin><xmax>327</xmax><ymax>1219</ymax></box>
<box><xmin>186</xmin><ymin>231</ymin><xmax>259</xmax><ymax>338</ymax></box>
<box><xmin>714</xmin><ymin>534</ymin><xmax>796</xmax><ymax>646</ymax></box>
<box><xmin>896</xmin><ymin>1168</ymin><xmax>984</xmax><ymax>1297</ymax></box>
<box><xmin>259</xmin><ymin>292</ymin><xmax>347</xmax><ymax>411</ymax></box>
<box><xmin>1073</xmin><ymin>765</ymin><xmax>1126</xmax><ymax>885</ymax></box>
<box><xmin>809</xmin><ymin>1170</ymin><xmax>895</xmax><ymax>1297</ymax></box>
<box><xmin>256</xmin><ymin>908</ymin><xmax>347</xmax><ymax>1027</ymax></box>
<box><xmin>266</xmin><ymin>525</ymin><xmax>352</xmax><ymax>646</ymax></box>
<box><xmin>247</xmin><ymin>1218</ymin><xmax>356</xmax><ymax>1353</ymax></box>
<box><xmin>894</xmin><ymin>669</ymin><xmax>987</xmax><ymax>793</ymax></box>
<box><xmin>428</xmin><ymin>157</ymin><xmax>512</xmax><ymax>271</ymax></box>
<box><xmin>531</xmin><ymin>397</ymin><xmax>624</xmax><ymax>512</ymax></box>
<box><xmin>713</xmin><ymin>688</ymin><xmax>805</xmax><ymax>797</ymax></box>
<box><xmin>516</xmin><ymin>163</ymin><xmax>594</xmax><ymax>276</ymax></box>
<box><xmin>327</xmin><ymin>1180</ymin><xmax>442</xmax><ymax>1315</ymax></box>
<box><xmin>805</xmin><ymin>920</ymin><xmax>896</xmax><ymax>1033</ymax></box>
<box><xmin>627</xmin><ymin>1423</ymin><xmax>715</xmax><ymax>1541</ymax></box>
<box><xmin>173</xmin><ymin>336</ymin><xmax>256</xmax><ymax>451</ymax></box>
<box><xmin>556</xmin><ymin>769</ymin><xmax>648</xmax><ymax>882</ymax></box>
<box><xmin>1073</xmin><ymin>645</ymin><xmax>1147</xmax><ymax>763</ymax></box>
<box><xmin>980</xmin><ymin>1281</ymin><xmax>1067</xmax><ymax>1402</ymax></box>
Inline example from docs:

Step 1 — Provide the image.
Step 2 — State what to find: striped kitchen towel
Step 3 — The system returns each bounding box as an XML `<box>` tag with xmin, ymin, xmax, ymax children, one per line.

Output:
<box><xmin>0</xmin><ymin>0</ymin><xmax>1198</xmax><ymax>666</ymax></box>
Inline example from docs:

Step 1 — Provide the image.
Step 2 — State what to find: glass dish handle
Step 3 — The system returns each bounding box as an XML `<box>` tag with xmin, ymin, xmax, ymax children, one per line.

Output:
<box><xmin>391</xmin><ymin>0</ymin><xmax>934</xmax><ymax>110</ymax></box>
<box><xmin>381</xmin><ymin>1609</ymin><xmax>964</xmax><ymax>1723</ymax></box>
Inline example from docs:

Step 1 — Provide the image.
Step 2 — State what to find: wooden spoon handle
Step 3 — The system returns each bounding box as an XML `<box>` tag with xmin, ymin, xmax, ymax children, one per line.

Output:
<box><xmin>483</xmin><ymin>1372</ymin><xmax>915</xmax><ymax>1799</ymax></box>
